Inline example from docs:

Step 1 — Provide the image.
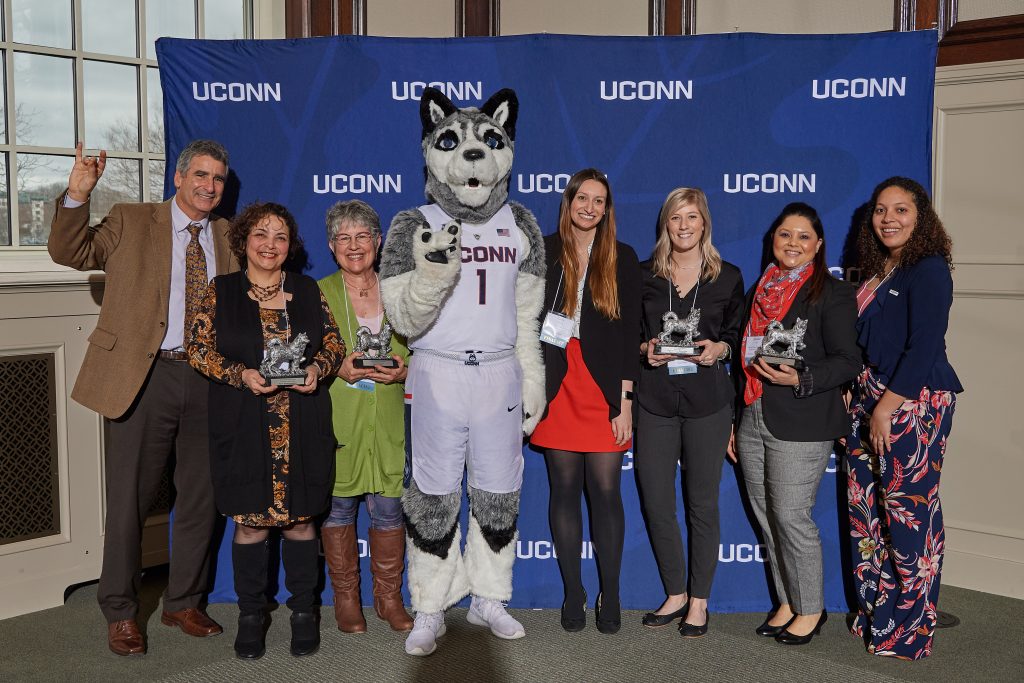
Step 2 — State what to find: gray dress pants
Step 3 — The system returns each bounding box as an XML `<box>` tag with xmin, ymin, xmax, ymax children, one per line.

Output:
<box><xmin>736</xmin><ymin>398</ymin><xmax>832</xmax><ymax>615</ymax></box>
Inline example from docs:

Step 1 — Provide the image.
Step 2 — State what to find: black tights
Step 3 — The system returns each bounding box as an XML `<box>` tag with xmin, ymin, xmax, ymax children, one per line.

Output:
<box><xmin>545</xmin><ymin>450</ymin><xmax>625</xmax><ymax>611</ymax></box>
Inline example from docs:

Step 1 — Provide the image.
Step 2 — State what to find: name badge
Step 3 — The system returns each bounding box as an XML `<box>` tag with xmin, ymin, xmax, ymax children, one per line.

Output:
<box><xmin>346</xmin><ymin>379</ymin><xmax>375</xmax><ymax>392</ymax></box>
<box><xmin>668</xmin><ymin>359</ymin><xmax>698</xmax><ymax>376</ymax></box>
<box><xmin>540</xmin><ymin>311</ymin><xmax>574</xmax><ymax>348</ymax></box>
<box><xmin>888</xmin><ymin>289</ymin><xmax>899</xmax><ymax>296</ymax></box>
<box><xmin>744</xmin><ymin>336</ymin><xmax>763</xmax><ymax>364</ymax></box>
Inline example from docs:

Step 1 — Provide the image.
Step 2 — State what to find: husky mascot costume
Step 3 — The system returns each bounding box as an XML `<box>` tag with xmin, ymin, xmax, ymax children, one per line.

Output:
<box><xmin>379</xmin><ymin>87</ymin><xmax>545</xmax><ymax>657</ymax></box>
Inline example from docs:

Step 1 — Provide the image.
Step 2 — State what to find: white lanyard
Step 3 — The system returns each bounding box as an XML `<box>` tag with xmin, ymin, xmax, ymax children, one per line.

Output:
<box><xmin>669</xmin><ymin>258</ymin><xmax>703</xmax><ymax>319</ymax></box>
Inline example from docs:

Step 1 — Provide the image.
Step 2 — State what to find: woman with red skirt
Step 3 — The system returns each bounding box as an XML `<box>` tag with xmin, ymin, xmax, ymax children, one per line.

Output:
<box><xmin>530</xmin><ymin>169</ymin><xmax>641</xmax><ymax>635</ymax></box>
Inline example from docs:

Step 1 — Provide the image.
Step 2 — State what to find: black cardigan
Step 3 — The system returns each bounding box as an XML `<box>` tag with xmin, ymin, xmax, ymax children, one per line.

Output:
<box><xmin>736</xmin><ymin>274</ymin><xmax>860</xmax><ymax>442</ymax></box>
<box><xmin>539</xmin><ymin>233</ymin><xmax>642</xmax><ymax>420</ymax></box>
<box><xmin>207</xmin><ymin>270</ymin><xmax>337</xmax><ymax>517</ymax></box>
<box><xmin>638</xmin><ymin>259</ymin><xmax>745</xmax><ymax>418</ymax></box>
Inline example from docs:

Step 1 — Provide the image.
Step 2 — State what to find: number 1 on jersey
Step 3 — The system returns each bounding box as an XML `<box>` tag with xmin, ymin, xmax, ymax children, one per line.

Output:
<box><xmin>476</xmin><ymin>268</ymin><xmax>486</xmax><ymax>305</ymax></box>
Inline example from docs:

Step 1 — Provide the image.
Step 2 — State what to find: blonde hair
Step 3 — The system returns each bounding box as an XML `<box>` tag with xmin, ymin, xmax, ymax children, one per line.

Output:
<box><xmin>651</xmin><ymin>187</ymin><xmax>722</xmax><ymax>283</ymax></box>
<box><xmin>557</xmin><ymin>169</ymin><xmax>620</xmax><ymax>320</ymax></box>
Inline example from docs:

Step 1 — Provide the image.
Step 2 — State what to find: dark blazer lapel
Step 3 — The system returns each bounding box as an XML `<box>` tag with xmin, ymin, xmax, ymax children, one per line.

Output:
<box><xmin>151</xmin><ymin>200</ymin><xmax>174</xmax><ymax>311</ymax></box>
<box><xmin>780</xmin><ymin>284</ymin><xmax>810</xmax><ymax>327</ymax></box>
<box><xmin>859</xmin><ymin>270</ymin><xmax>898</xmax><ymax>321</ymax></box>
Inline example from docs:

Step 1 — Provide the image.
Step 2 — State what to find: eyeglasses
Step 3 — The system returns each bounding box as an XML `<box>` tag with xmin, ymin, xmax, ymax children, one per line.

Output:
<box><xmin>332</xmin><ymin>233</ymin><xmax>374</xmax><ymax>246</ymax></box>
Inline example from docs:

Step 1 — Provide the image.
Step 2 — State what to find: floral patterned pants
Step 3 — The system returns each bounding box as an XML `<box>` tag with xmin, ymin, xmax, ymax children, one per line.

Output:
<box><xmin>845</xmin><ymin>367</ymin><xmax>955</xmax><ymax>660</ymax></box>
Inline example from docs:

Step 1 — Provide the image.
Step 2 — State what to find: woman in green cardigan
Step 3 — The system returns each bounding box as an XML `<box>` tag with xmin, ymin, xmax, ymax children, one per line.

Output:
<box><xmin>319</xmin><ymin>200</ymin><xmax>413</xmax><ymax>634</ymax></box>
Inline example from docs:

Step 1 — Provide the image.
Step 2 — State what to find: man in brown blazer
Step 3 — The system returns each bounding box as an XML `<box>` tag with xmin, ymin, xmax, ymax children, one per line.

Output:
<box><xmin>48</xmin><ymin>139</ymin><xmax>238</xmax><ymax>656</ymax></box>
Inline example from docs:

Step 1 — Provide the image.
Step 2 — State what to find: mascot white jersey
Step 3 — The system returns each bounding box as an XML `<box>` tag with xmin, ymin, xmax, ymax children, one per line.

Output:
<box><xmin>378</xmin><ymin>87</ymin><xmax>545</xmax><ymax>656</ymax></box>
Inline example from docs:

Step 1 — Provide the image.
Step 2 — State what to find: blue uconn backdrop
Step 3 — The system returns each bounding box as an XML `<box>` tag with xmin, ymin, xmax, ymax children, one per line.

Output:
<box><xmin>157</xmin><ymin>32</ymin><xmax>936</xmax><ymax>611</ymax></box>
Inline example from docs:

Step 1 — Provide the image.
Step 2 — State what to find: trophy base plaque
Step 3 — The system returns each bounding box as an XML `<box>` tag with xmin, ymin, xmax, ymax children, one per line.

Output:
<box><xmin>270</xmin><ymin>374</ymin><xmax>307</xmax><ymax>386</ymax></box>
<box><xmin>756</xmin><ymin>354</ymin><xmax>806</xmax><ymax>372</ymax></box>
<box><xmin>355</xmin><ymin>357</ymin><xmax>398</xmax><ymax>369</ymax></box>
<box><xmin>655</xmin><ymin>343</ymin><xmax>699</xmax><ymax>356</ymax></box>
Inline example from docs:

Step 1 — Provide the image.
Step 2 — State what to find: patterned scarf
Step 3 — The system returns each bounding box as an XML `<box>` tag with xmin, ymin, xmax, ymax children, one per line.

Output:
<box><xmin>742</xmin><ymin>262</ymin><xmax>813</xmax><ymax>405</ymax></box>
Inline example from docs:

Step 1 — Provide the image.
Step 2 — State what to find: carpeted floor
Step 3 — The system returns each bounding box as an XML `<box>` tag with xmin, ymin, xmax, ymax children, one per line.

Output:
<box><xmin>0</xmin><ymin>567</ymin><xmax>1020</xmax><ymax>682</ymax></box>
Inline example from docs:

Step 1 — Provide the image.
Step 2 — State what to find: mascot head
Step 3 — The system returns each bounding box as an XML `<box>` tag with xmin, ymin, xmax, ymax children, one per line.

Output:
<box><xmin>420</xmin><ymin>87</ymin><xmax>518</xmax><ymax>223</ymax></box>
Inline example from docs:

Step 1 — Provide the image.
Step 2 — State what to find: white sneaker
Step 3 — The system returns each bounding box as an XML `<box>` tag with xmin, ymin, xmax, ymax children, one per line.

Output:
<box><xmin>467</xmin><ymin>596</ymin><xmax>526</xmax><ymax>640</ymax></box>
<box><xmin>404</xmin><ymin>612</ymin><xmax>446</xmax><ymax>656</ymax></box>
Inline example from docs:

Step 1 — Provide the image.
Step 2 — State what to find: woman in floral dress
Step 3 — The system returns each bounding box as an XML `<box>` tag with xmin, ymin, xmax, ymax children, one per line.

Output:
<box><xmin>188</xmin><ymin>202</ymin><xmax>344</xmax><ymax>660</ymax></box>
<box><xmin>845</xmin><ymin>177</ymin><xmax>963</xmax><ymax>660</ymax></box>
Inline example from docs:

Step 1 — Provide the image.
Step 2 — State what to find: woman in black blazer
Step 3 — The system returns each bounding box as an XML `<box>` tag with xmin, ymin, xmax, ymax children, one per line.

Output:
<box><xmin>530</xmin><ymin>169</ymin><xmax>641</xmax><ymax>635</ymax></box>
<box><xmin>636</xmin><ymin>187</ymin><xmax>744</xmax><ymax>637</ymax></box>
<box><xmin>733</xmin><ymin>202</ymin><xmax>859</xmax><ymax>645</ymax></box>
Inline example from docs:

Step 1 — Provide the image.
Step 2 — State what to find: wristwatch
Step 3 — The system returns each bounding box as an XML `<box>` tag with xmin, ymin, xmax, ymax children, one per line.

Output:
<box><xmin>621</xmin><ymin>390</ymin><xmax>635</xmax><ymax>401</ymax></box>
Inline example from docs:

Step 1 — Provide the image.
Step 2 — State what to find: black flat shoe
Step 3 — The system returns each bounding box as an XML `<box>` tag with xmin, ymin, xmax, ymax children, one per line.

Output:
<box><xmin>560</xmin><ymin>590</ymin><xmax>587</xmax><ymax>632</ymax></box>
<box><xmin>641</xmin><ymin>603</ymin><xmax>688</xmax><ymax>628</ymax></box>
<box><xmin>776</xmin><ymin>610</ymin><xmax>827</xmax><ymax>645</ymax></box>
<box><xmin>755</xmin><ymin>614</ymin><xmax>796</xmax><ymax>637</ymax></box>
<box><xmin>234</xmin><ymin>613</ymin><xmax>266</xmax><ymax>660</ymax></box>
<box><xmin>290</xmin><ymin>611</ymin><xmax>321</xmax><ymax>656</ymax></box>
<box><xmin>678</xmin><ymin>609</ymin><xmax>710</xmax><ymax>638</ymax></box>
<box><xmin>595</xmin><ymin>593</ymin><xmax>620</xmax><ymax>635</ymax></box>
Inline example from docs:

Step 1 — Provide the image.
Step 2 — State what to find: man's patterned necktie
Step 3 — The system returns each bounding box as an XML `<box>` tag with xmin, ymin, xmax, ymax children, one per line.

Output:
<box><xmin>184</xmin><ymin>222</ymin><xmax>208</xmax><ymax>340</ymax></box>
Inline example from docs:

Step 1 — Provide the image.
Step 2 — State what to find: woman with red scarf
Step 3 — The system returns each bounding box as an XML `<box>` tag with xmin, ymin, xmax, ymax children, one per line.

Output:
<box><xmin>731</xmin><ymin>202</ymin><xmax>859</xmax><ymax>646</ymax></box>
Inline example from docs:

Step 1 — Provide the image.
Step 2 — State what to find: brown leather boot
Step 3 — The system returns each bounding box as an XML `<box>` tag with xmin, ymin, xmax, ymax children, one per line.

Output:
<box><xmin>321</xmin><ymin>525</ymin><xmax>366</xmax><ymax>633</ymax></box>
<box><xmin>369</xmin><ymin>526</ymin><xmax>414</xmax><ymax>632</ymax></box>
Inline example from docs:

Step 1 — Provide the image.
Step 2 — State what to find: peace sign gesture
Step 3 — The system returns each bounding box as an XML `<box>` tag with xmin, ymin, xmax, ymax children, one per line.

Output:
<box><xmin>67</xmin><ymin>141</ymin><xmax>107</xmax><ymax>203</ymax></box>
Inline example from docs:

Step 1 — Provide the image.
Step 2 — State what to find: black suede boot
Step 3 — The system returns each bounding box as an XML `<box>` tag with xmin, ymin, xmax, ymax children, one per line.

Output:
<box><xmin>283</xmin><ymin>538</ymin><xmax>321</xmax><ymax>656</ymax></box>
<box><xmin>232</xmin><ymin>541</ymin><xmax>269</xmax><ymax>659</ymax></box>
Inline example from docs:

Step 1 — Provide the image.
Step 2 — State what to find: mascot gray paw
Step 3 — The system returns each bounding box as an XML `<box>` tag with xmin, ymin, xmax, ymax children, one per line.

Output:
<box><xmin>417</xmin><ymin>219</ymin><xmax>462</xmax><ymax>265</ymax></box>
<box><xmin>521</xmin><ymin>376</ymin><xmax>546</xmax><ymax>436</ymax></box>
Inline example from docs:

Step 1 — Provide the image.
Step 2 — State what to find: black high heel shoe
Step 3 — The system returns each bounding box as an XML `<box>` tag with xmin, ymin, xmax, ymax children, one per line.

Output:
<box><xmin>595</xmin><ymin>593</ymin><xmax>620</xmax><ymax>635</ymax></box>
<box><xmin>755</xmin><ymin>613</ymin><xmax>796</xmax><ymax>637</ymax></box>
<box><xmin>560</xmin><ymin>589</ymin><xmax>587</xmax><ymax>632</ymax></box>
<box><xmin>641</xmin><ymin>602</ymin><xmax>688</xmax><ymax>628</ymax></box>
<box><xmin>776</xmin><ymin>610</ymin><xmax>828</xmax><ymax>645</ymax></box>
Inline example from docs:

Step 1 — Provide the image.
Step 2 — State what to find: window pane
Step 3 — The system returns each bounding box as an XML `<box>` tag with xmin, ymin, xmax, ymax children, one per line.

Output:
<box><xmin>17</xmin><ymin>154</ymin><xmax>74</xmax><ymax>246</ymax></box>
<box><xmin>93</xmin><ymin>157</ymin><xmax>141</xmax><ymax>218</ymax></box>
<box><xmin>85</xmin><ymin>61</ymin><xmax>139</xmax><ymax>152</ymax></box>
<box><xmin>204</xmin><ymin>1</ymin><xmax>247</xmax><ymax>39</ymax></box>
<box><xmin>82</xmin><ymin>0</ymin><xmax>138</xmax><ymax>57</ymax></box>
<box><xmin>147</xmin><ymin>67</ymin><xmax>164</xmax><ymax>155</ymax></box>
<box><xmin>0</xmin><ymin>53</ymin><xmax>6</xmax><ymax>143</ymax></box>
<box><xmin>13</xmin><ymin>53</ymin><xmax>75</xmax><ymax>148</ymax></box>
<box><xmin>149</xmin><ymin>159</ymin><xmax>166</xmax><ymax>202</ymax></box>
<box><xmin>146</xmin><ymin>0</ymin><xmax>196</xmax><ymax>58</ymax></box>
<box><xmin>12</xmin><ymin>0</ymin><xmax>73</xmax><ymax>49</ymax></box>
<box><xmin>0</xmin><ymin>154</ymin><xmax>9</xmax><ymax>246</ymax></box>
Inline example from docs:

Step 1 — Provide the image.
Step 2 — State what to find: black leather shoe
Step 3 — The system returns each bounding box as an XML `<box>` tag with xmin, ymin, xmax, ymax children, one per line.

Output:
<box><xmin>595</xmin><ymin>593</ymin><xmax>620</xmax><ymax>635</ymax></box>
<box><xmin>560</xmin><ymin>590</ymin><xmax>587</xmax><ymax>632</ymax></box>
<box><xmin>290</xmin><ymin>611</ymin><xmax>321</xmax><ymax>656</ymax></box>
<box><xmin>678</xmin><ymin>609</ymin><xmax>710</xmax><ymax>638</ymax></box>
<box><xmin>234</xmin><ymin>613</ymin><xmax>266</xmax><ymax>660</ymax></box>
<box><xmin>776</xmin><ymin>610</ymin><xmax>827</xmax><ymax>645</ymax></box>
<box><xmin>641</xmin><ymin>603</ymin><xmax>688</xmax><ymax>628</ymax></box>
<box><xmin>756</xmin><ymin>614</ymin><xmax>795</xmax><ymax>637</ymax></box>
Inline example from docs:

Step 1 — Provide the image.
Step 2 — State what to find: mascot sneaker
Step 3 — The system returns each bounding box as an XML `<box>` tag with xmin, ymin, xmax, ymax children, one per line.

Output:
<box><xmin>467</xmin><ymin>596</ymin><xmax>526</xmax><ymax>640</ymax></box>
<box><xmin>405</xmin><ymin>612</ymin><xmax>446</xmax><ymax>656</ymax></box>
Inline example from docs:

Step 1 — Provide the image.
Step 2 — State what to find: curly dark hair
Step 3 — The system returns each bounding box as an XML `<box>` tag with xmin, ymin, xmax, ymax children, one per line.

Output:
<box><xmin>856</xmin><ymin>177</ymin><xmax>953</xmax><ymax>278</ymax></box>
<box><xmin>227</xmin><ymin>201</ymin><xmax>304</xmax><ymax>268</ymax></box>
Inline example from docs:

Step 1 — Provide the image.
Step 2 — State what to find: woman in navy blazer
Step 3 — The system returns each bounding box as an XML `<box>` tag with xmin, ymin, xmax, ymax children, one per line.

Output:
<box><xmin>845</xmin><ymin>177</ymin><xmax>963</xmax><ymax>660</ymax></box>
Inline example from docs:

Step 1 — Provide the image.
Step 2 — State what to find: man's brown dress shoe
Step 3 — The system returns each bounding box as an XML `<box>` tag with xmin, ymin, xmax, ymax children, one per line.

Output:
<box><xmin>108</xmin><ymin>619</ymin><xmax>146</xmax><ymax>656</ymax></box>
<box><xmin>161</xmin><ymin>608</ymin><xmax>223</xmax><ymax>637</ymax></box>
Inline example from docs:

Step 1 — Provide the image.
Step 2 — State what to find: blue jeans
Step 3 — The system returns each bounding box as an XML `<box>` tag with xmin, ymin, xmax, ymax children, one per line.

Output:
<box><xmin>322</xmin><ymin>494</ymin><xmax>403</xmax><ymax>530</ymax></box>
